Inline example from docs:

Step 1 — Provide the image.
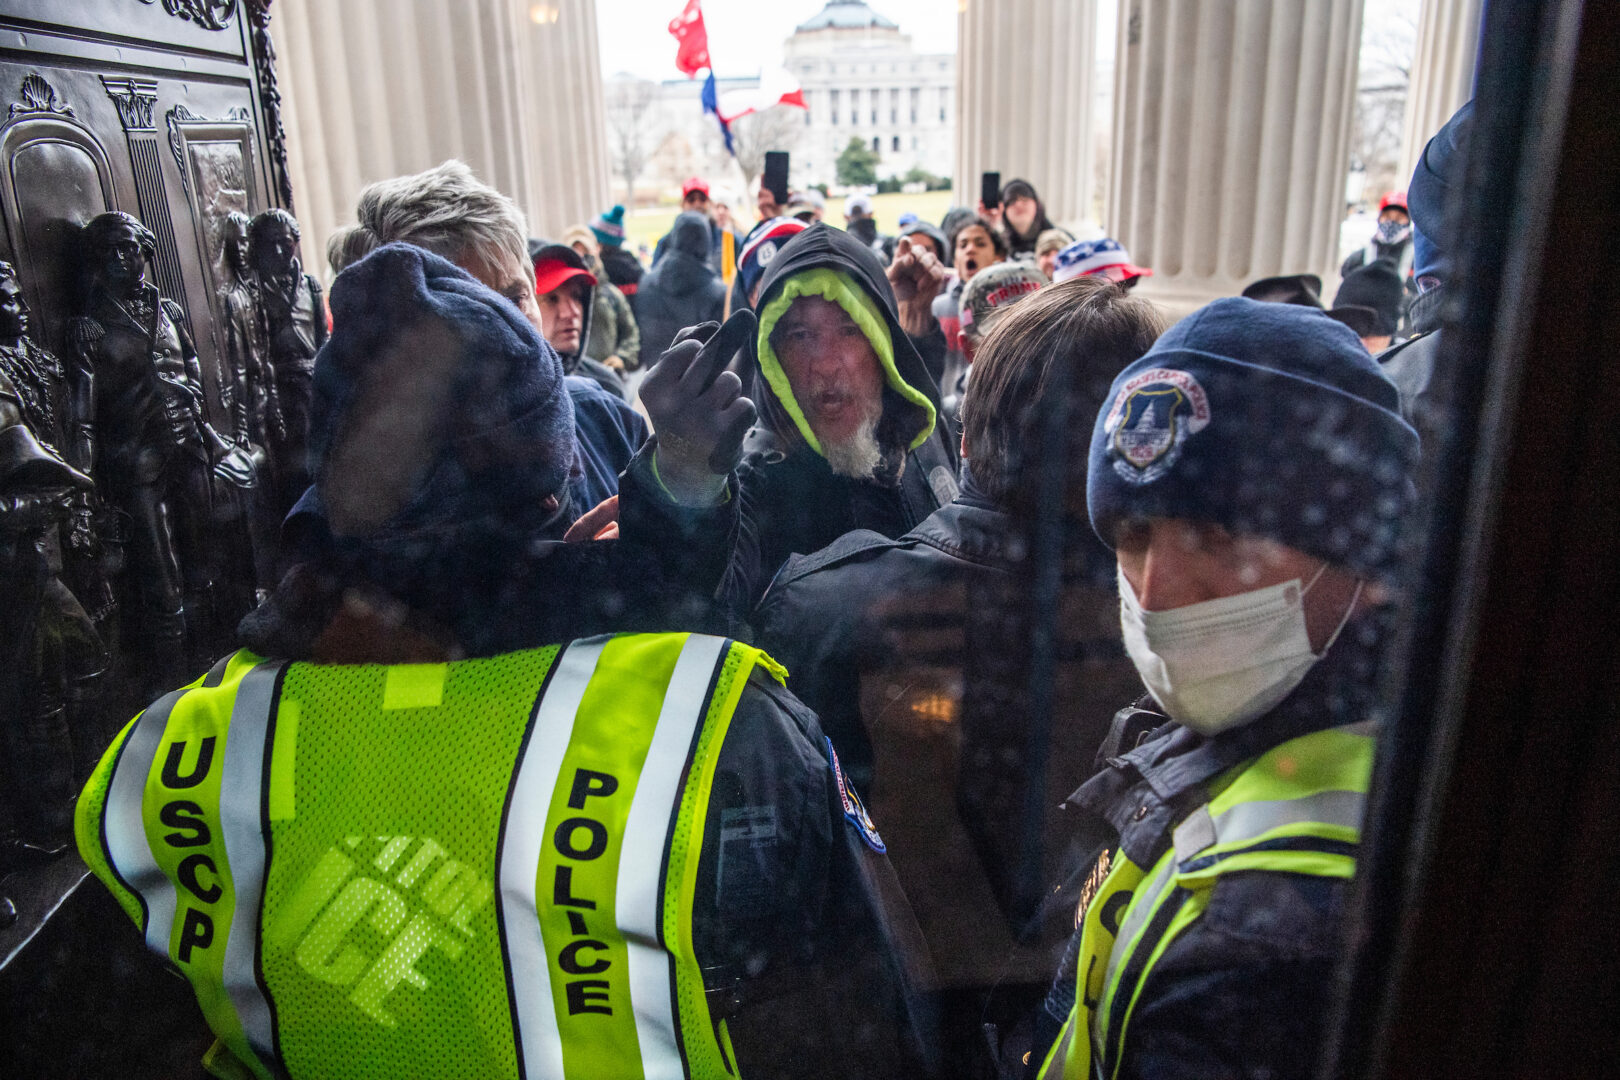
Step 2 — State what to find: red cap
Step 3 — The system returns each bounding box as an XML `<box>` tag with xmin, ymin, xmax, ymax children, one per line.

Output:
<box><xmin>682</xmin><ymin>177</ymin><xmax>710</xmax><ymax>198</ymax></box>
<box><xmin>1379</xmin><ymin>190</ymin><xmax>1408</xmax><ymax>213</ymax></box>
<box><xmin>533</xmin><ymin>259</ymin><xmax>595</xmax><ymax>297</ymax></box>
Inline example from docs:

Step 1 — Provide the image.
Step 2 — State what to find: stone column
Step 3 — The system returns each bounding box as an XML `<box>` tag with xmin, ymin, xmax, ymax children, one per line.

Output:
<box><xmin>955</xmin><ymin>0</ymin><xmax>1098</xmax><ymax>227</ymax></box>
<box><xmin>1109</xmin><ymin>0</ymin><xmax>1364</xmax><ymax>313</ymax></box>
<box><xmin>1397</xmin><ymin>0</ymin><xmax>1483</xmax><ymax>183</ymax></box>
<box><xmin>520</xmin><ymin>1</ymin><xmax>614</xmax><ymax>239</ymax></box>
<box><xmin>273</xmin><ymin>0</ymin><xmax>611</xmax><ymax>277</ymax></box>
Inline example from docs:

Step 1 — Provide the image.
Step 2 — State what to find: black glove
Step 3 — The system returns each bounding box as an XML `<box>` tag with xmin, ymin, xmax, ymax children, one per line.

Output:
<box><xmin>639</xmin><ymin>311</ymin><xmax>758</xmax><ymax>494</ymax></box>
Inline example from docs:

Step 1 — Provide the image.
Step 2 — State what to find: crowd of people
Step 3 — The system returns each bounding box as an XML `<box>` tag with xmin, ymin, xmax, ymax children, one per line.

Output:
<box><xmin>71</xmin><ymin>101</ymin><xmax>1471</xmax><ymax>1080</ymax></box>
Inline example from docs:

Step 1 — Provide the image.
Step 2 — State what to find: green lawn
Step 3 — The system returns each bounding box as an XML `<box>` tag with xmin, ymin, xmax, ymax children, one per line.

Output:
<box><xmin>620</xmin><ymin>189</ymin><xmax>958</xmax><ymax>260</ymax></box>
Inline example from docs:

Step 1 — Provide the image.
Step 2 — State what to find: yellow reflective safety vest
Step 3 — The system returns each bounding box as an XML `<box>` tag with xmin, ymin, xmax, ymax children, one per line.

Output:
<box><xmin>1035</xmin><ymin>722</ymin><xmax>1376</xmax><ymax>1080</ymax></box>
<box><xmin>76</xmin><ymin>632</ymin><xmax>787</xmax><ymax>1080</ymax></box>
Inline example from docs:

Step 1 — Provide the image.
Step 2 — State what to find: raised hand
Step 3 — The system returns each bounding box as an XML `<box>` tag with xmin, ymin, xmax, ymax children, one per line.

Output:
<box><xmin>637</xmin><ymin>309</ymin><xmax>759</xmax><ymax>504</ymax></box>
<box><xmin>886</xmin><ymin>236</ymin><xmax>949</xmax><ymax>337</ymax></box>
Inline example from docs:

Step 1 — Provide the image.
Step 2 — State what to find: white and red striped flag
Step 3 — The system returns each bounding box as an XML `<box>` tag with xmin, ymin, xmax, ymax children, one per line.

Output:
<box><xmin>716</xmin><ymin>67</ymin><xmax>808</xmax><ymax>123</ymax></box>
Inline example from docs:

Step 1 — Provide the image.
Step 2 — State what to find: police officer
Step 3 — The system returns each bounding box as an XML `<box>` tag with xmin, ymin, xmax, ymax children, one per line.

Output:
<box><xmin>1029</xmin><ymin>298</ymin><xmax>1418</xmax><ymax>1080</ymax></box>
<box><xmin>76</xmin><ymin>244</ymin><xmax>936</xmax><ymax>1080</ymax></box>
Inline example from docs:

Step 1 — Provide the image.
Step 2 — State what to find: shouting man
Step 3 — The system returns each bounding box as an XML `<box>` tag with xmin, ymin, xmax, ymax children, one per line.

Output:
<box><xmin>633</xmin><ymin>223</ymin><xmax>959</xmax><ymax>612</ymax></box>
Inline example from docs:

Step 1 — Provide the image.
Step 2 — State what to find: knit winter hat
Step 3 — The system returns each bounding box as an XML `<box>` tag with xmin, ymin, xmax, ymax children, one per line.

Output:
<box><xmin>1035</xmin><ymin>228</ymin><xmax>1075</xmax><ymax>258</ymax></box>
<box><xmin>940</xmin><ymin>206</ymin><xmax>977</xmax><ymax>251</ymax></box>
<box><xmin>1052</xmin><ymin>236</ymin><xmax>1151</xmax><ymax>284</ymax></box>
<box><xmin>958</xmin><ymin>261</ymin><xmax>1047</xmax><ymax>344</ymax></box>
<box><xmin>737</xmin><ymin>217</ymin><xmax>807</xmax><ymax>301</ymax></box>
<box><xmin>590</xmin><ymin>204</ymin><xmax>627</xmax><ymax>247</ymax></box>
<box><xmin>1088</xmin><ymin>297</ymin><xmax>1419</xmax><ymax>580</ymax></box>
<box><xmin>899</xmin><ymin>220</ymin><xmax>948</xmax><ymax>262</ymax></box>
<box><xmin>559</xmin><ymin>225</ymin><xmax>598</xmax><ymax>258</ymax></box>
<box><xmin>1332</xmin><ymin>261</ymin><xmax>1405</xmax><ymax>337</ymax></box>
<box><xmin>310</xmin><ymin>242</ymin><xmax>575</xmax><ymax>540</ymax></box>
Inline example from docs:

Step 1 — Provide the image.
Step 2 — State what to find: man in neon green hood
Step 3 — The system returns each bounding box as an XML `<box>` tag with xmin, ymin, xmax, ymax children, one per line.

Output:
<box><xmin>632</xmin><ymin>223</ymin><xmax>961</xmax><ymax>613</ymax></box>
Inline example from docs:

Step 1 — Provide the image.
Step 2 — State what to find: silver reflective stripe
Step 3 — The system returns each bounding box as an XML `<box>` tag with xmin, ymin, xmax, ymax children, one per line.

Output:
<box><xmin>1210</xmin><ymin>787</ymin><xmax>1367</xmax><ymax>845</ymax></box>
<box><xmin>616</xmin><ymin>635</ymin><xmax>727</xmax><ymax>1080</ymax></box>
<box><xmin>1171</xmin><ymin>806</ymin><xmax>1215</xmax><ymax>862</ymax></box>
<box><xmin>1036</xmin><ymin>1012</ymin><xmax>1076</xmax><ymax>1080</ymax></box>
<box><xmin>103</xmin><ymin>689</ymin><xmax>185</xmax><ymax>955</ymax></box>
<box><xmin>501</xmin><ymin>637</ymin><xmax>607</xmax><ymax>1080</ymax></box>
<box><xmin>219</xmin><ymin>661</ymin><xmax>286</xmax><ymax>1067</ymax></box>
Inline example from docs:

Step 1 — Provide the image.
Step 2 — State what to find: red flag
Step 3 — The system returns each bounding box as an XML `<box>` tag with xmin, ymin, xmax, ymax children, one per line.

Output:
<box><xmin>668</xmin><ymin>0</ymin><xmax>710</xmax><ymax>78</ymax></box>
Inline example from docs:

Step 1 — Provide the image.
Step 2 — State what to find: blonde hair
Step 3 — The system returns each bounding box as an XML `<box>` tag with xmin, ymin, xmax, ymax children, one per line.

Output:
<box><xmin>327</xmin><ymin>160</ymin><xmax>532</xmax><ymax>288</ymax></box>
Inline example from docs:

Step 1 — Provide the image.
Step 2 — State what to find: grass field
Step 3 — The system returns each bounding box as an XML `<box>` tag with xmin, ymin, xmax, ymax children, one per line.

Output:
<box><xmin>620</xmin><ymin>189</ymin><xmax>958</xmax><ymax>259</ymax></box>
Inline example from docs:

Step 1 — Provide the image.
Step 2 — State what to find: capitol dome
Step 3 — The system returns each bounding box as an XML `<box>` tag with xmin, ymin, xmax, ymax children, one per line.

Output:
<box><xmin>795</xmin><ymin>0</ymin><xmax>901</xmax><ymax>34</ymax></box>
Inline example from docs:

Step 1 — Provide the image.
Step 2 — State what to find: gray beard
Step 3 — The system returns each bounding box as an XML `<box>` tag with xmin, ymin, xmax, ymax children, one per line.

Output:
<box><xmin>821</xmin><ymin>400</ymin><xmax>884</xmax><ymax>480</ymax></box>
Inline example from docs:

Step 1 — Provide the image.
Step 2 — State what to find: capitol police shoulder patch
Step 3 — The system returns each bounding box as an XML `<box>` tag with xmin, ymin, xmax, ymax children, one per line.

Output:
<box><xmin>826</xmin><ymin>737</ymin><xmax>885</xmax><ymax>853</ymax></box>
<box><xmin>1102</xmin><ymin>367</ymin><xmax>1211</xmax><ymax>484</ymax></box>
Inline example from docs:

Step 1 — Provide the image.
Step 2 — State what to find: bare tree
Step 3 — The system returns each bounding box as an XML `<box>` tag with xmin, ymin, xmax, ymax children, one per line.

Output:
<box><xmin>729</xmin><ymin>106</ymin><xmax>804</xmax><ymax>190</ymax></box>
<box><xmin>605</xmin><ymin>77</ymin><xmax>659</xmax><ymax>205</ymax></box>
<box><xmin>1350</xmin><ymin>3</ymin><xmax>1419</xmax><ymax>202</ymax></box>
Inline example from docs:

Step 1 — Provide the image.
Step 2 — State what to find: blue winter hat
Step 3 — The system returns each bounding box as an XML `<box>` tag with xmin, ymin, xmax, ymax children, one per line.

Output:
<box><xmin>310</xmin><ymin>242</ymin><xmax>575</xmax><ymax>539</ymax></box>
<box><xmin>737</xmin><ymin>216</ymin><xmax>807</xmax><ymax>302</ymax></box>
<box><xmin>1088</xmin><ymin>297</ymin><xmax>1419</xmax><ymax>580</ymax></box>
<box><xmin>1409</xmin><ymin>100</ymin><xmax>1472</xmax><ymax>287</ymax></box>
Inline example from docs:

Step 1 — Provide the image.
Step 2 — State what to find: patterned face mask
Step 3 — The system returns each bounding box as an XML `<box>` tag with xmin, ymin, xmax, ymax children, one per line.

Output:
<box><xmin>1376</xmin><ymin>218</ymin><xmax>1413</xmax><ymax>246</ymax></box>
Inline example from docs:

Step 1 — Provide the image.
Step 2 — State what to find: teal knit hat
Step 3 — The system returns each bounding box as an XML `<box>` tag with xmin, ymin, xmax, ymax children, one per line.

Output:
<box><xmin>590</xmin><ymin>205</ymin><xmax>627</xmax><ymax>247</ymax></box>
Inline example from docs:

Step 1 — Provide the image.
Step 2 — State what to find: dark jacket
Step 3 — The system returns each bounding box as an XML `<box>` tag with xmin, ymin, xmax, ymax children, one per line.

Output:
<box><xmin>846</xmin><ymin>215</ymin><xmax>888</xmax><ymax>256</ymax></box>
<box><xmin>598</xmin><ymin>243</ymin><xmax>643</xmax><ymax>296</ymax></box>
<box><xmin>567</xmin><ymin>374</ymin><xmax>647</xmax><ymax>512</ymax></box>
<box><xmin>624</xmin><ymin>223</ymin><xmax>961</xmax><ymax>615</ymax></box>
<box><xmin>1377</xmin><ymin>282</ymin><xmax>1445</xmax><ymax>427</ymax></box>
<box><xmin>752</xmin><ymin>482</ymin><xmax>1139</xmax><ymax>1072</ymax></box>
<box><xmin>586</xmin><ymin>273</ymin><xmax>640</xmax><ymax>369</ymax></box>
<box><xmin>634</xmin><ymin>212</ymin><xmax>727</xmax><ymax>368</ymax></box>
<box><xmin>1025</xmin><ymin>618</ymin><xmax>1390</xmax><ymax>1080</ymax></box>
<box><xmin>652</xmin><ymin>218</ymin><xmax>736</xmax><ymax>273</ymax></box>
<box><xmin>753</xmin><ymin>480</ymin><xmax>1126</xmax><ymax>795</ymax></box>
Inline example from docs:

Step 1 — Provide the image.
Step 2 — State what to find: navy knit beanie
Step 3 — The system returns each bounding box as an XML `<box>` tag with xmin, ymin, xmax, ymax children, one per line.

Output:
<box><xmin>1088</xmin><ymin>297</ymin><xmax>1419</xmax><ymax>580</ymax></box>
<box><xmin>309</xmin><ymin>242</ymin><xmax>575</xmax><ymax>538</ymax></box>
<box><xmin>1409</xmin><ymin>100</ymin><xmax>1472</xmax><ymax>286</ymax></box>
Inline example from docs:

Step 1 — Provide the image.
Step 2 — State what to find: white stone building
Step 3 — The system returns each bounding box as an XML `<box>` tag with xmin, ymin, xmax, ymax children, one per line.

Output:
<box><xmin>610</xmin><ymin>1</ymin><xmax>955</xmax><ymax>199</ymax></box>
<box><xmin>785</xmin><ymin>0</ymin><xmax>956</xmax><ymax>185</ymax></box>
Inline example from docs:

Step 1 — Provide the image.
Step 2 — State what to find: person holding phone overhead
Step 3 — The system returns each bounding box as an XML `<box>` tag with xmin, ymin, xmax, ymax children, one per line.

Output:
<box><xmin>981</xmin><ymin>177</ymin><xmax>1056</xmax><ymax>259</ymax></box>
<box><xmin>751</xmin><ymin>151</ymin><xmax>792</xmax><ymax>240</ymax></box>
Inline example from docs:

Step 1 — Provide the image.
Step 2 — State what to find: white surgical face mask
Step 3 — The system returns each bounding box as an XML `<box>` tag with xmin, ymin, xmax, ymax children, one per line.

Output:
<box><xmin>1118</xmin><ymin>562</ymin><xmax>1362</xmax><ymax>736</ymax></box>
